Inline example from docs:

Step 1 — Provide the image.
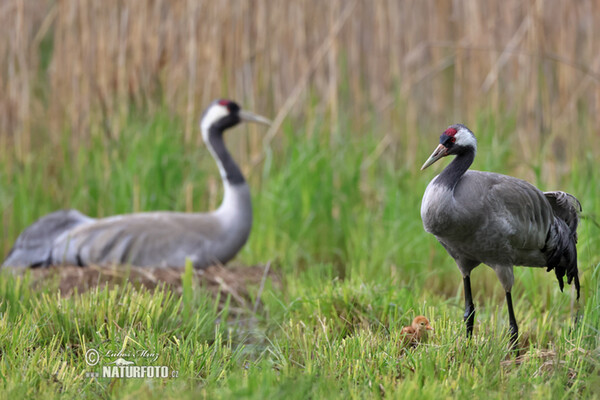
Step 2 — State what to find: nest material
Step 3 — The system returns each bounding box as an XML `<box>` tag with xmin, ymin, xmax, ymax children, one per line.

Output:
<box><xmin>24</xmin><ymin>263</ymin><xmax>279</xmax><ymax>304</ymax></box>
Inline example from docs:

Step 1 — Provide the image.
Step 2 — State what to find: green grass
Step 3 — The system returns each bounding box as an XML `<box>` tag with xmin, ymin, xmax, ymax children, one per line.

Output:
<box><xmin>0</xmin><ymin>108</ymin><xmax>599</xmax><ymax>398</ymax></box>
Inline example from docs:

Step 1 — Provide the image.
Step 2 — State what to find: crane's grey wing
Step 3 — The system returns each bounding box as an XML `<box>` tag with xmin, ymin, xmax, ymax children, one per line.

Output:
<box><xmin>454</xmin><ymin>172</ymin><xmax>552</xmax><ymax>253</ymax></box>
<box><xmin>485</xmin><ymin>179</ymin><xmax>580</xmax><ymax>297</ymax></box>
<box><xmin>2</xmin><ymin>209</ymin><xmax>95</xmax><ymax>268</ymax></box>
<box><xmin>544</xmin><ymin>191</ymin><xmax>581</xmax><ymax>238</ymax></box>
<box><xmin>51</xmin><ymin>212</ymin><xmax>225</xmax><ymax>268</ymax></box>
<box><xmin>483</xmin><ymin>174</ymin><xmax>553</xmax><ymax>252</ymax></box>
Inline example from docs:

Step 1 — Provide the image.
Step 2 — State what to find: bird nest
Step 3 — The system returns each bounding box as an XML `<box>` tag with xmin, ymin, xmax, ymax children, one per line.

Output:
<box><xmin>20</xmin><ymin>263</ymin><xmax>280</xmax><ymax>306</ymax></box>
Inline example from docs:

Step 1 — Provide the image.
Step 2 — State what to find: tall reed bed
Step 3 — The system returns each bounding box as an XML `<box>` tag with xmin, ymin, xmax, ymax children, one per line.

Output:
<box><xmin>1</xmin><ymin>1</ymin><xmax>598</xmax><ymax>170</ymax></box>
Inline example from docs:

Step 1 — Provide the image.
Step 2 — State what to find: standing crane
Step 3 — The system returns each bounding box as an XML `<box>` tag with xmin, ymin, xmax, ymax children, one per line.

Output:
<box><xmin>3</xmin><ymin>99</ymin><xmax>271</xmax><ymax>269</ymax></box>
<box><xmin>420</xmin><ymin>124</ymin><xmax>581</xmax><ymax>344</ymax></box>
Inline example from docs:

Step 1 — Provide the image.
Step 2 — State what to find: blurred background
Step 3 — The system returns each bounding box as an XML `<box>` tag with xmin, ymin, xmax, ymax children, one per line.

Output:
<box><xmin>1</xmin><ymin>0</ymin><xmax>599</xmax><ymax>279</ymax></box>
<box><xmin>2</xmin><ymin>1</ymin><xmax>599</xmax><ymax>163</ymax></box>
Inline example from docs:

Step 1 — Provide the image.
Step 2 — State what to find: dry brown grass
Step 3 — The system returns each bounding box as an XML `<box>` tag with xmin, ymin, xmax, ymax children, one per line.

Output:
<box><xmin>1</xmin><ymin>0</ymin><xmax>598</xmax><ymax>176</ymax></box>
<box><xmin>24</xmin><ymin>263</ymin><xmax>280</xmax><ymax>303</ymax></box>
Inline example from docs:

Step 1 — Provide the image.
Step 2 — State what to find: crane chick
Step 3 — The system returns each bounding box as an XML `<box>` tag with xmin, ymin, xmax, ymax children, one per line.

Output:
<box><xmin>400</xmin><ymin>316</ymin><xmax>434</xmax><ymax>347</ymax></box>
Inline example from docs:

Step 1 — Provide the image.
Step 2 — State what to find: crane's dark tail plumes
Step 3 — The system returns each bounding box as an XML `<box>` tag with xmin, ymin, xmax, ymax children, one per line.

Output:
<box><xmin>2</xmin><ymin>209</ymin><xmax>95</xmax><ymax>268</ymax></box>
<box><xmin>543</xmin><ymin>191</ymin><xmax>582</xmax><ymax>300</ymax></box>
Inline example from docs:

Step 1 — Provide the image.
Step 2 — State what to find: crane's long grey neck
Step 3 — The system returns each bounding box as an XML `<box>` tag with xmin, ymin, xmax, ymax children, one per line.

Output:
<box><xmin>204</xmin><ymin>125</ymin><xmax>252</xmax><ymax>233</ymax></box>
<box><xmin>207</xmin><ymin>126</ymin><xmax>245</xmax><ymax>185</ymax></box>
<box><xmin>437</xmin><ymin>149</ymin><xmax>475</xmax><ymax>190</ymax></box>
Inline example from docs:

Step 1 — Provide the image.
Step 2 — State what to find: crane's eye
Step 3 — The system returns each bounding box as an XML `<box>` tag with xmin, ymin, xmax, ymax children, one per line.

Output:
<box><xmin>440</xmin><ymin>134</ymin><xmax>456</xmax><ymax>147</ymax></box>
<box><xmin>443</xmin><ymin>127</ymin><xmax>458</xmax><ymax>145</ymax></box>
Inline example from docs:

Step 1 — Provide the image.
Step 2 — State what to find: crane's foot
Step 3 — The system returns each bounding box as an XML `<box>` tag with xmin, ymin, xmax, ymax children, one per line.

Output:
<box><xmin>509</xmin><ymin>324</ymin><xmax>518</xmax><ymax>346</ymax></box>
<box><xmin>464</xmin><ymin>304</ymin><xmax>475</xmax><ymax>337</ymax></box>
<box><xmin>506</xmin><ymin>291</ymin><xmax>519</xmax><ymax>352</ymax></box>
<box><xmin>463</xmin><ymin>275</ymin><xmax>476</xmax><ymax>338</ymax></box>
<box><xmin>507</xmin><ymin>324</ymin><xmax>519</xmax><ymax>354</ymax></box>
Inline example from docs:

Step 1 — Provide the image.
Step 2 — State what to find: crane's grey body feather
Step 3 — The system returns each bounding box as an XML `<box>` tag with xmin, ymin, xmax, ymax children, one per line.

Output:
<box><xmin>544</xmin><ymin>191</ymin><xmax>581</xmax><ymax>236</ymax></box>
<box><xmin>423</xmin><ymin>170</ymin><xmax>552</xmax><ymax>269</ymax></box>
<box><xmin>2</xmin><ymin>209</ymin><xmax>96</xmax><ymax>268</ymax></box>
<box><xmin>422</xmin><ymin>170</ymin><xmax>580</xmax><ymax>294</ymax></box>
<box><xmin>2</xmin><ymin>100</ymin><xmax>267</xmax><ymax>269</ymax></box>
<box><xmin>47</xmin><ymin>183</ymin><xmax>251</xmax><ymax>268</ymax></box>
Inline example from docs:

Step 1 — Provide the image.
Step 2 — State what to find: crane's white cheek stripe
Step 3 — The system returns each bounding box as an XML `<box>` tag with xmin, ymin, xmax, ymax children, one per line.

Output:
<box><xmin>200</xmin><ymin>104</ymin><xmax>230</xmax><ymax>178</ymax></box>
<box><xmin>200</xmin><ymin>104</ymin><xmax>229</xmax><ymax>142</ymax></box>
<box><xmin>454</xmin><ymin>129</ymin><xmax>477</xmax><ymax>151</ymax></box>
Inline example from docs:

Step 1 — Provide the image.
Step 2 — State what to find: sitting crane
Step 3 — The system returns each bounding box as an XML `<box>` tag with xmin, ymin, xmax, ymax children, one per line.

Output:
<box><xmin>3</xmin><ymin>99</ymin><xmax>270</xmax><ymax>269</ymax></box>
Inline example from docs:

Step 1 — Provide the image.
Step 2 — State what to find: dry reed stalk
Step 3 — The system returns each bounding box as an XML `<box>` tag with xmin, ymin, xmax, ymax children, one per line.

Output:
<box><xmin>0</xmin><ymin>0</ymin><xmax>598</xmax><ymax>184</ymax></box>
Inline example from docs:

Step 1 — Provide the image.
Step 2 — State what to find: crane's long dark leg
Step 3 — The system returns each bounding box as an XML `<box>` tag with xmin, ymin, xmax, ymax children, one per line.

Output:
<box><xmin>506</xmin><ymin>291</ymin><xmax>518</xmax><ymax>347</ymax></box>
<box><xmin>463</xmin><ymin>275</ymin><xmax>475</xmax><ymax>337</ymax></box>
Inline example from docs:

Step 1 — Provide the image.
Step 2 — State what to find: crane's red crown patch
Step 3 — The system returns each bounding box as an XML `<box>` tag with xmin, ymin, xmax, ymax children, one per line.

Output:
<box><xmin>444</xmin><ymin>127</ymin><xmax>458</xmax><ymax>137</ymax></box>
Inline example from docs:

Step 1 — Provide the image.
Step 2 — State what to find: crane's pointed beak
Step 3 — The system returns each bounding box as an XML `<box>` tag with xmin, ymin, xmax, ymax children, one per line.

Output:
<box><xmin>426</xmin><ymin>325</ymin><xmax>434</xmax><ymax>331</ymax></box>
<box><xmin>239</xmin><ymin>110</ymin><xmax>272</xmax><ymax>126</ymax></box>
<box><xmin>421</xmin><ymin>144</ymin><xmax>448</xmax><ymax>170</ymax></box>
